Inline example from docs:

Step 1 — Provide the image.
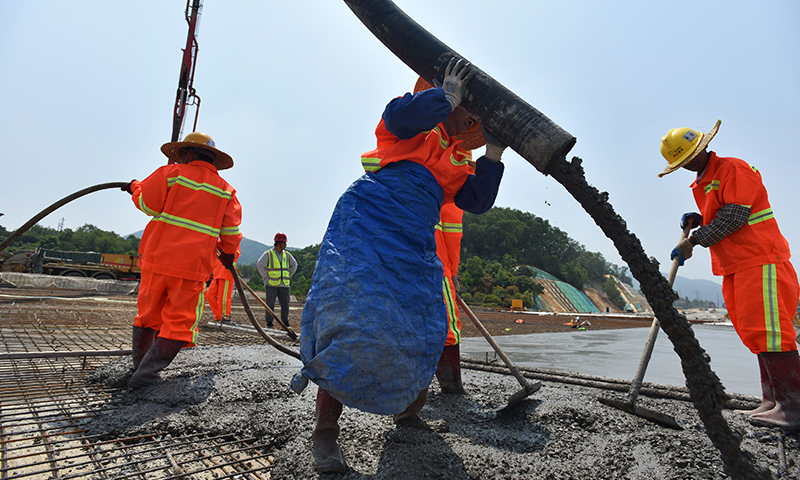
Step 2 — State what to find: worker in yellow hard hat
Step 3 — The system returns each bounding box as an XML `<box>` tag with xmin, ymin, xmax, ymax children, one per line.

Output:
<box><xmin>658</xmin><ymin>120</ymin><xmax>800</xmax><ymax>430</ymax></box>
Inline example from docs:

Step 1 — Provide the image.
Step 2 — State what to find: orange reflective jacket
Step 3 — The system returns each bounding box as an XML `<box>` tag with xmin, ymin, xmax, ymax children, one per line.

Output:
<box><xmin>132</xmin><ymin>160</ymin><xmax>242</xmax><ymax>282</ymax></box>
<box><xmin>691</xmin><ymin>152</ymin><xmax>791</xmax><ymax>276</ymax></box>
<box><xmin>436</xmin><ymin>202</ymin><xmax>465</xmax><ymax>346</ymax></box>
<box><xmin>361</xmin><ymin>120</ymin><xmax>473</xmax><ymax>203</ymax></box>
<box><xmin>435</xmin><ymin>202</ymin><xmax>464</xmax><ymax>278</ymax></box>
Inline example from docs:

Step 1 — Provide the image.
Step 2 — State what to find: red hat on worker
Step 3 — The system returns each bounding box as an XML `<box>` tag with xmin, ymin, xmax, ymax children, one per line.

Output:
<box><xmin>274</xmin><ymin>233</ymin><xmax>287</xmax><ymax>243</ymax></box>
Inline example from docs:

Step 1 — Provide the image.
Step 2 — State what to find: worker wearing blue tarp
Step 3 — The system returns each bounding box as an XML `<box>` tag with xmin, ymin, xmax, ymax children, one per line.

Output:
<box><xmin>291</xmin><ymin>58</ymin><xmax>507</xmax><ymax>473</ymax></box>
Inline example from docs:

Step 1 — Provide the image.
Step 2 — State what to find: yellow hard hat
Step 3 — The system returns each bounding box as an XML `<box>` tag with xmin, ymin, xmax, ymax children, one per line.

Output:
<box><xmin>658</xmin><ymin>120</ymin><xmax>721</xmax><ymax>177</ymax></box>
<box><xmin>160</xmin><ymin>131</ymin><xmax>234</xmax><ymax>170</ymax></box>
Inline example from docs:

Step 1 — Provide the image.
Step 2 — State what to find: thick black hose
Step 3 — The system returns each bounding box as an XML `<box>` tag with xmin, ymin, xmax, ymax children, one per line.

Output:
<box><xmin>344</xmin><ymin>2</ymin><xmax>768</xmax><ymax>478</ymax></box>
<box><xmin>0</xmin><ymin>182</ymin><xmax>128</xmax><ymax>254</ymax></box>
<box><xmin>343</xmin><ymin>0</ymin><xmax>575</xmax><ymax>174</ymax></box>
<box><xmin>228</xmin><ymin>264</ymin><xmax>301</xmax><ymax>360</ymax></box>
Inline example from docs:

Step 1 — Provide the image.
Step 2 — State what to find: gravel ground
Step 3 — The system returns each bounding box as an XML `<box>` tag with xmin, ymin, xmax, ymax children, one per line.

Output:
<box><xmin>86</xmin><ymin>343</ymin><xmax>799</xmax><ymax>480</ymax></box>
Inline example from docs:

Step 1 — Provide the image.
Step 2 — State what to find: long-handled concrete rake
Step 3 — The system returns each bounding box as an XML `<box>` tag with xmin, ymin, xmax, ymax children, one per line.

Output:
<box><xmin>239</xmin><ymin>279</ymin><xmax>298</xmax><ymax>341</ymax></box>
<box><xmin>597</xmin><ymin>226</ymin><xmax>692</xmax><ymax>430</ymax></box>
<box><xmin>456</xmin><ymin>293</ymin><xmax>542</xmax><ymax>410</ymax></box>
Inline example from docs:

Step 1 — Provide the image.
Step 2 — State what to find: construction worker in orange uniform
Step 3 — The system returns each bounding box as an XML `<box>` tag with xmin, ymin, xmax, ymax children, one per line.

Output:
<box><xmin>660</xmin><ymin>120</ymin><xmax>800</xmax><ymax>429</ymax></box>
<box><xmin>295</xmin><ymin>58</ymin><xmax>507</xmax><ymax>473</ymax></box>
<box><xmin>123</xmin><ymin>132</ymin><xmax>242</xmax><ymax>389</ymax></box>
<box><xmin>206</xmin><ymin>247</ymin><xmax>240</xmax><ymax>324</ymax></box>
<box><xmin>435</xmin><ymin>201</ymin><xmax>468</xmax><ymax>394</ymax></box>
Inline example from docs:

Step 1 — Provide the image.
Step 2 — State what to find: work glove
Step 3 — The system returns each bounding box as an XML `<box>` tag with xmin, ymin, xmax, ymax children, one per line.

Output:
<box><xmin>440</xmin><ymin>58</ymin><xmax>473</xmax><ymax>111</ymax></box>
<box><xmin>670</xmin><ymin>238</ymin><xmax>694</xmax><ymax>266</ymax></box>
<box><xmin>218</xmin><ymin>252</ymin><xmax>235</xmax><ymax>270</ymax></box>
<box><xmin>481</xmin><ymin>126</ymin><xmax>507</xmax><ymax>162</ymax></box>
<box><xmin>121</xmin><ymin>180</ymin><xmax>136</xmax><ymax>195</ymax></box>
<box><xmin>680</xmin><ymin>212</ymin><xmax>703</xmax><ymax>230</ymax></box>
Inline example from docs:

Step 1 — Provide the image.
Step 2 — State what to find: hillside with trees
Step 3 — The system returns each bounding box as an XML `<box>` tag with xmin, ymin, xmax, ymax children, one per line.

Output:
<box><xmin>1</xmin><ymin>208</ymin><xmax>635</xmax><ymax>310</ymax></box>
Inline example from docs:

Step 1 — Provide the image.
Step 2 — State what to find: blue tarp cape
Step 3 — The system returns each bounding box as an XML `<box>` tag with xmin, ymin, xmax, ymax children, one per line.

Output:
<box><xmin>295</xmin><ymin>161</ymin><xmax>448</xmax><ymax>415</ymax></box>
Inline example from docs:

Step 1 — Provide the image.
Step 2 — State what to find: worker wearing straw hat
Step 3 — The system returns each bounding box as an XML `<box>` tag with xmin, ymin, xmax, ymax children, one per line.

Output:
<box><xmin>659</xmin><ymin>120</ymin><xmax>800</xmax><ymax>430</ymax></box>
<box><xmin>124</xmin><ymin>131</ymin><xmax>242</xmax><ymax>389</ymax></box>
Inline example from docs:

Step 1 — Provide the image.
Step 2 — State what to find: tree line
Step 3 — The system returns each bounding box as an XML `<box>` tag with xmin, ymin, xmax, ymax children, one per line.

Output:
<box><xmin>0</xmin><ymin>224</ymin><xmax>140</xmax><ymax>255</ymax></box>
<box><xmin>1</xmin><ymin>207</ymin><xmax>633</xmax><ymax>310</ymax></box>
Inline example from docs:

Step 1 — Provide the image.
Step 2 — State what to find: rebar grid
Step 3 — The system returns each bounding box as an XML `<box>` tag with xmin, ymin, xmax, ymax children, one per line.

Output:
<box><xmin>0</xmin><ymin>288</ymin><xmax>281</xmax><ymax>479</ymax></box>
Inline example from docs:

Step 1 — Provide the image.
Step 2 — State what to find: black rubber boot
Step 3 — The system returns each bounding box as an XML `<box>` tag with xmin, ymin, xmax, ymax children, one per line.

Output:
<box><xmin>393</xmin><ymin>388</ymin><xmax>429</xmax><ymax>428</ymax></box>
<box><xmin>749</xmin><ymin>351</ymin><xmax>800</xmax><ymax>430</ymax></box>
<box><xmin>128</xmin><ymin>337</ymin><xmax>186</xmax><ymax>389</ymax></box>
<box><xmin>312</xmin><ymin>388</ymin><xmax>347</xmax><ymax>473</ymax></box>
<box><xmin>435</xmin><ymin>344</ymin><xmax>467</xmax><ymax>395</ymax></box>
<box><xmin>131</xmin><ymin>326</ymin><xmax>159</xmax><ymax>371</ymax></box>
<box><xmin>734</xmin><ymin>354</ymin><xmax>774</xmax><ymax>415</ymax></box>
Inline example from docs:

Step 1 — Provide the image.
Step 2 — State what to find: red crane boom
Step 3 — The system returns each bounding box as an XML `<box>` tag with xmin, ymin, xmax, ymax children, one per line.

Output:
<box><xmin>169</xmin><ymin>0</ymin><xmax>203</xmax><ymax>153</ymax></box>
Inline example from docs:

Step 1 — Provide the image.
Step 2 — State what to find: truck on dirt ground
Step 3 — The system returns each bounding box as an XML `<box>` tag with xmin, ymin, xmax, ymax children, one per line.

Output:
<box><xmin>0</xmin><ymin>247</ymin><xmax>140</xmax><ymax>281</ymax></box>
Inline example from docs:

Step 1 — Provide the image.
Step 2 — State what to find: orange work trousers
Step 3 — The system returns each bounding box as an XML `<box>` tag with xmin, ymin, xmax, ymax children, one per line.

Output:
<box><xmin>723</xmin><ymin>261</ymin><xmax>800</xmax><ymax>354</ymax></box>
<box><xmin>134</xmin><ymin>270</ymin><xmax>205</xmax><ymax>346</ymax></box>
<box><xmin>207</xmin><ymin>277</ymin><xmax>233</xmax><ymax>320</ymax></box>
<box><xmin>442</xmin><ymin>276</ymin><xmax>461</xmax><ymax>346</ymax></box>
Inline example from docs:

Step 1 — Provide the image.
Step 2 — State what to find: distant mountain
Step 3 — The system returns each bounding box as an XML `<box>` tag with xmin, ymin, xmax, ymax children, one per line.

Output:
<box><xmin>671</xmin><ymin>275</ymin><xmax>724</xmax><ymax>306</ymax></box>
<box><xmin>129</xmin><ymin>230</ymin><xmax>277</xmax><ymax>266</ymax></box>
<box><xmin>238</xmin><ymin>237</ymin><xmax>271</xmax><ymax>265</ymax></box>
<box><xmin>632</xmin><ymin>274</ymin><xmax>723</xmax><ymax>306</ymax></box>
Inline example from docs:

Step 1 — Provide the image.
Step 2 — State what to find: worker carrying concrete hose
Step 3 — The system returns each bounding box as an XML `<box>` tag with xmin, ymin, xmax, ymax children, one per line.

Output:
<box><xmin>206</xmin><ymin>247</ymin><xmax>240</xmax><ymax>324</ymax></box>
<box><xmin>659</xmin><ymin>120</ymin><xmax>800</xmax><ymax>430</ymax></box>
<box><xmin>123</xmin><ymin>132</ymin><xmax>243</xmax><ymax>389</ymax></box>
<box><xmin>291</xmin><ymin>58</ymin><xmax>507</xmax><ymax>473</ymax></box>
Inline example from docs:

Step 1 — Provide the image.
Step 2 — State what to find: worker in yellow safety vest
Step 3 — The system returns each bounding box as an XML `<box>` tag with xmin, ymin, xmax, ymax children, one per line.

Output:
<box><xmin>256</xmin><ymin>233</ymin><xmax>297</xmax><ymax>328</ymax></box>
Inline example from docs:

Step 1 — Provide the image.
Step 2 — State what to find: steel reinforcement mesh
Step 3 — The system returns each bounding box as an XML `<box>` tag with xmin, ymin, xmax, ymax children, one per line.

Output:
<box><xmin>0</xmin><ymin>288</ymin><xmax>289</xmax><ymax>479</ymax></box>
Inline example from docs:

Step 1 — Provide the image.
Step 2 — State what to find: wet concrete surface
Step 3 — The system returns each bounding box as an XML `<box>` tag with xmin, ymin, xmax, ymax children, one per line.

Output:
<box><xmin>462</xmin><ymin>324</ymin><xmax>761</xmax><ymax>397</ymax></box>
<box><xmin>86</xmin><ymin>344</ymin><xmax>799</xmax><ymax>479</ymax></box>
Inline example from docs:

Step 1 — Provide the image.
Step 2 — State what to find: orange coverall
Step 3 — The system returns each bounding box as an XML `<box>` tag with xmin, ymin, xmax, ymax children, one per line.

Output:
<box><xmin>131</xmin><ymin>160</ymin><xmax>242</xmax><ymax>345</ymax></box>
<box><xmin>691</xmin><ymin>152</ymin><xmax>799</xmax><ymax>353</ymax></box>
<box><xmin>361</xmin><ymin>116</ymin><xmax>473</xmax><ymax>204</ymax></box>
<box><xmin>436</xmin><ymin>203</ymin><xmax>465</xmax><ymax>346</ymax></box>
<box><xmin>207</xmin><ymin>248</ymin><xmax>240</xmax><ymax>321</ymax></box>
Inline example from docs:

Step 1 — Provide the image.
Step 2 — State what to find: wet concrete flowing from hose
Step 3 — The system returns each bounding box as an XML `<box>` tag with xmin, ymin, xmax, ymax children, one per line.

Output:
<box><xmin>548</xmin><ymin>156</ymin><xmax>772</xmax><ymax>479</ymax></box>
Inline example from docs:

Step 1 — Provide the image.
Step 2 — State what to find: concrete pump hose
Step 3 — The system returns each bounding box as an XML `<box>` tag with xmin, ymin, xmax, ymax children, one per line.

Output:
<box><xmin>343</xmin><ymin>0</ymin><xmax>576</xmax><ymax>174</ymax></box>
<box><xmin>0</xmin><ymin>182</ymin><xmax>128</xmax><ymax>254</ymax></box>
<box><xmin>228</xmin><ymin>264</ymin><xmax>302</xmax><ymax>360</ymax></box>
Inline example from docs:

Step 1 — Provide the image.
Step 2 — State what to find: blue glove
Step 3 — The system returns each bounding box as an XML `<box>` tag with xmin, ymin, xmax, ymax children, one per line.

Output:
<box><xmin>680</xmin><ymin>212</ymin><xmax>703</xmax><ymax>230</ymax></box>
<box><xmin>670</xmin><ymin>246</ymin><xmax>686</xmax><ymax>266</ymax></box>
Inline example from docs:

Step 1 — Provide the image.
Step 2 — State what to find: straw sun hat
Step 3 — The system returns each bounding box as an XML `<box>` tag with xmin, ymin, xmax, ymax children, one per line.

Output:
<box><xmin>413</xmin><ymin>77</ymin><xmax>486</xmax><ymax>150</ymax></box>
<box><xmin>160</xmin><ymin>131</ymin><xmax>234</xmax><ymax>171</ymax></box>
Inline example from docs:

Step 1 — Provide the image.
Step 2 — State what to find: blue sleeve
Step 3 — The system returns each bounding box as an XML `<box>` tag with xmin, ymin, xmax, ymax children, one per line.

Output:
<box><xmin>454</xmin><ymin>157</ymin><xmax>505</xmax><ymax>214</ymax></box>
<box><xmin>382</xmin><ymin>88</ymin><xmax>452</xmax><ymax>139</ymax></box>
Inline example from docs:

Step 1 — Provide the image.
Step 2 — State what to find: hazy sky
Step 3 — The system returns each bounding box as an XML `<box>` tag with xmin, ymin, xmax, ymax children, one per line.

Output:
<box><xmin>1</xmin><ymin>1</ymin><xmax>798</xmax><ymax>284</ymax></box>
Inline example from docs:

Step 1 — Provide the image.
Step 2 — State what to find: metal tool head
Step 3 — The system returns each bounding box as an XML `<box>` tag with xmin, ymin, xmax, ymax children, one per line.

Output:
<box><xmin>494</xmin><ymin>381</ymin><xmax>543</xmax><ymax>412</ymax></box>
